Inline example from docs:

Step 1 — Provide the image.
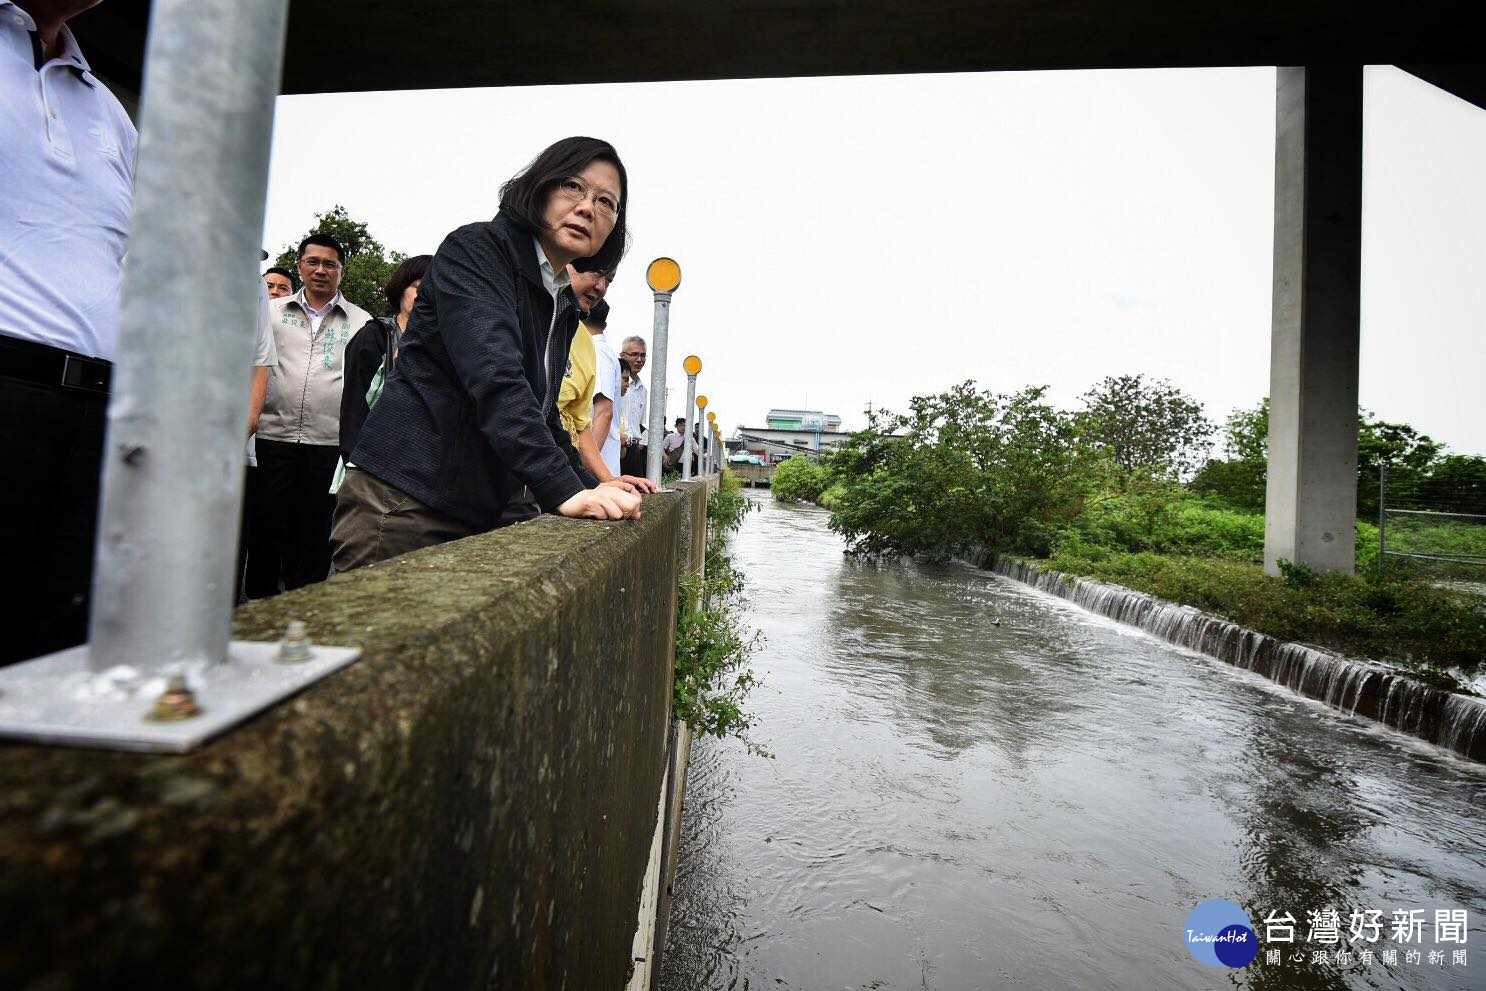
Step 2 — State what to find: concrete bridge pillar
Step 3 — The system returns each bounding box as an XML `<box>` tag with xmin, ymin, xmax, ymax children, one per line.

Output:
<box><xmin>1264</xmin><ymin>65</ymin><xmax>1364</xmax><ymax>576</ymax></box>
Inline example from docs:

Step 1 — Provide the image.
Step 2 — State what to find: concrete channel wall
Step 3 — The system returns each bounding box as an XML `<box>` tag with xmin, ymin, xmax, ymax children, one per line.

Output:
<box><xmin>0</xmin><ymin>480</ymin><xmax>713</xmax><ymax>990</ymax></box>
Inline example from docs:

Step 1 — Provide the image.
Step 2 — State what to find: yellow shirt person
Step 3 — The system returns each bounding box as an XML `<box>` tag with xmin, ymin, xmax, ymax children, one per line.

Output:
<box><xmin>557</xmin><ymin>321</ymin><xmax>598</xmax><ymax>438</ymax></box>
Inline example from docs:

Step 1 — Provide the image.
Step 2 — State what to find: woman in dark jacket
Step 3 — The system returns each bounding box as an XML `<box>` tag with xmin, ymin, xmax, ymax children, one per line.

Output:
<box><xmin>338</xmin><ymin>253</ymin><xmax>432</xmax><ymax>465</ymax></box>
<box><xmin>331</xmin><ymin>137</ymin><xmax>651</xmax><ymax>572</ymax></box>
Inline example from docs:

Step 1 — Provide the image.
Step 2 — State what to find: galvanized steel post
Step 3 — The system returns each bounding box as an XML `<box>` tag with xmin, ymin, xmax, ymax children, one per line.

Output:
<box><xmin>89</xmin><ymin>0</ymin><xmax>291</xmax><ymax>672</ymax></box>
<box><xmin>681</xmin><ymin>372</ymin><xmax>698</xmax><ymax>482</ymax></box>
<box><xmin>643</xmin><ymin>259</ymin><xmax>681</xmax><ymax>485</ymax></box>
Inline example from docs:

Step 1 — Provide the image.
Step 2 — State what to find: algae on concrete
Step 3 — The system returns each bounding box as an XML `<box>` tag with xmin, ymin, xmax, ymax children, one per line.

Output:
<box><xmin>0</xmin><ymin>481</ymin><xmax>712</xmax><ymax>990</ymax></box>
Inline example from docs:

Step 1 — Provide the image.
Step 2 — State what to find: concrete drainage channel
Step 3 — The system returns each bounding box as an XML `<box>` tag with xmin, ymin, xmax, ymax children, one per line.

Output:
<box><xmin>981</xmin><ymin>555</ymin><xmax>1486</xmax><ymax>764</ymax></box>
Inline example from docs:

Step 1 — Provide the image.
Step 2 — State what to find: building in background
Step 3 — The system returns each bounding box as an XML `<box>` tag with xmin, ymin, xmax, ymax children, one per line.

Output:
<box><xmin>765</xmin><ymin>409</ymin><xmax>843</xmax><ymax>432</ymax></box>
<box><xmin>737</xmin><ymin>409</ymin><xmax>846</xmax><ymax>463</ymax></box>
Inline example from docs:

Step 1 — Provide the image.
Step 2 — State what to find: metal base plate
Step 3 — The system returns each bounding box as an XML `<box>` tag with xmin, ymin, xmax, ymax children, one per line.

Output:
<box><xmin>0</xmin><ymin>640</ymin><xmax>361</xmax><ymax>753</ymax></box>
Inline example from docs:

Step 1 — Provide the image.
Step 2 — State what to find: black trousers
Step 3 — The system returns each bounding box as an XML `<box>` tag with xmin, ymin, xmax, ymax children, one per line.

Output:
<box><xmin>244</xmin><ymin>438</ymin><xmax>339</xmax><ymax>597</ymax></box>
<box><xmin>620</xmin><ymin>442</ymin><xmax>647</xmax><ymax>478</ymax></box>
<box><xmin>0</xmin><ymin>348</ymin><xmax>108</xmax><ymax>665</ymax></box>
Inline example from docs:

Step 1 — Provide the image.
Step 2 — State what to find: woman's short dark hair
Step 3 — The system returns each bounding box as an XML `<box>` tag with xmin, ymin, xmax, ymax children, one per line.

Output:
<box><xmin>383</xmin><ymin>254</ymin><xmax>432</xmax><ymax>311</ymax></box>
<box><xmin>499</xmin><ymin>136</ymin><xmax>630</xmax><ymax>273</ymax></box>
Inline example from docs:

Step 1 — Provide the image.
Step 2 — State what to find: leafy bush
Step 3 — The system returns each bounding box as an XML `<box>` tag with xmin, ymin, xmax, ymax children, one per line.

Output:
<box><xmin>707</xmin><ymin>467</ymin><xmax>754</xmax><ymax>534</ymax></box>
<box><xmin>771</xmin><ymin>456</ymin><xmax>831</xmax><ymax>503</ymax></box>
<box><xmin>674</xmin><ymin>571</ymin><xmax>767</xmax><ymax>754</ymax></box>
<box><xmin>826</xmin><ymin>382</ymin><xmax>1101</xmax><ymax>561</ymax></box>
<box><xmin>1062</xmin><ymin>489</ymin><xmax>1265</xmax><ymax>561</ymax></box>
<box><xmin>673</xmin><ymin>469</ymin><xmax>770</xmax><ymax>756</ymax></box>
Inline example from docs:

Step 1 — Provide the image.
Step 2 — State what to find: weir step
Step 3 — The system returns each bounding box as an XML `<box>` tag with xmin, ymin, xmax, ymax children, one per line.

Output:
<box><xmin>986</xmin><ymin>556</ymin><xmax>1486</xmax><ymax>764</ymax></box>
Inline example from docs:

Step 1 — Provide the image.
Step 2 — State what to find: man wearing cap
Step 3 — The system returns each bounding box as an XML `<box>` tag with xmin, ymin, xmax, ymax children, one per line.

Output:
<box><xmin>246</xmin><ymin>233</ymin><xmax>370</xmax><ymax>595</ymax></box>
<box><xmin>0</xmin><ymin>0</ymin><xmax>137</xmax><ymax>663</ymax></box>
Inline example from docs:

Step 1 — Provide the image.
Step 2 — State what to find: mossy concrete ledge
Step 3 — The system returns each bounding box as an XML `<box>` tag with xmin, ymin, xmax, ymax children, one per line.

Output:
<box><xmin>0</xmin><ymin>480</ymin><xmax>712</xmax><ymax>990</ymax></box>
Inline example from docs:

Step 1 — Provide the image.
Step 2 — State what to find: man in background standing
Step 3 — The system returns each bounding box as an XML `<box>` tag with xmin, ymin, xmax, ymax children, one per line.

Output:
<box><xmin>0</xmin><ymin>0</ymin><xmax>136</xmax><ymax>663</ymax></box>
<box><xmin>263</xmin><ymin>266</ymin><xmax>294</xmax><ymax>299</ymax></box>
<box><xmin>618</xmin><ymin>335</ymin><xmax>648</xmax><ymax>477</ymax></box>
<box><xmin>246</xmin><ymin>233</ymin><xmax>370</xmax><ymax>596</ymax></box>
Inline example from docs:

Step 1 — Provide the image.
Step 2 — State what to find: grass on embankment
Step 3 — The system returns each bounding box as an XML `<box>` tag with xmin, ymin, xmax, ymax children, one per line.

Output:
<box><xmin>1045</xmin><ymin>496</ymin><xmax>1486</xmax><ymax>685</ymax></box>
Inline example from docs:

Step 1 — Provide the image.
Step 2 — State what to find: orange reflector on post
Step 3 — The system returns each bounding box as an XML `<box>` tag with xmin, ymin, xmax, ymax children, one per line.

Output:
<box><xmin>646</xmin><ymin>257</ymin><xmax>682</xmax><ymax>293</ymax></box>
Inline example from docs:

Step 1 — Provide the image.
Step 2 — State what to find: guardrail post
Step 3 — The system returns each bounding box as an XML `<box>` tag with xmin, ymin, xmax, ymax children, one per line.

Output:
<box><xmin>0</xmin><ymin>0</ymin><xmax>361</xmax><ymax>752</ymax></box>
<box><xmin>643</xmin><ymin>259</ymin><xmax>681</xmax><ymax>486</ymax></box>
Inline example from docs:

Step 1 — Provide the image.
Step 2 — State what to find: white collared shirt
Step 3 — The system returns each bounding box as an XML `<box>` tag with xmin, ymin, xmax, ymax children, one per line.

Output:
<box><xmin>0</xmin><ymin>1</ymin><xmax>137</xmax><ymax>359</ymax></box>
<box><xmin>624</xmin><ymin>377</ymin><xmax>648</xmax><ymax>441</ymax></box>
<box><xmin>302</xmin><ymin>291</ymin><xmax>342</xmax><ymax>335</ymax></box>
<box><xmin>533</xmin><ymin>236</ymin><xmax>572</xmax><ymax>379</ymax></box>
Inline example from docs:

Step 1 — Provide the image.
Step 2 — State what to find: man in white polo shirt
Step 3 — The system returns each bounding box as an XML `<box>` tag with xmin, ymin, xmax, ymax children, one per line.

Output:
<box><xmin>246</xmin><ymin>233</ymin><xmax>371</xmax><ymax>596</ymax></box>
<box><xmin>0</xmin><ymin>0</ymin><xmax>136</xmax><ymax>663</ymax></box>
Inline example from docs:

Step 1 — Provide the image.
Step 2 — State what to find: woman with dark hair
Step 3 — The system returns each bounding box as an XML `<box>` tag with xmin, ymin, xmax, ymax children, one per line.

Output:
<box><xmin>336</xmin><ymin>253</ymin><xmax>432</xmax><ymax>468</ymax></box>
<box><xmin>331</xmin><ymin>136</ymin><xmax>653</xmax><ymax>571</ymax></box>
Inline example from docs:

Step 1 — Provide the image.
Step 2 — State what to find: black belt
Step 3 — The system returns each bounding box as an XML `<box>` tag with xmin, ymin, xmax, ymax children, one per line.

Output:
<box><xmin>0</xmin><ymin>334</ymin><xmax>111</xmax><ymax>394</ymax></box>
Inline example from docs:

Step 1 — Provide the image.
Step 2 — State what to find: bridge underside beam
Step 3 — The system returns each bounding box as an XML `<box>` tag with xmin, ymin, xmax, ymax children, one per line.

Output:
<box><xmin>1264</xmin><ymin>65</ymin><xmax>1363</xmax><ymax>576</ymax></box>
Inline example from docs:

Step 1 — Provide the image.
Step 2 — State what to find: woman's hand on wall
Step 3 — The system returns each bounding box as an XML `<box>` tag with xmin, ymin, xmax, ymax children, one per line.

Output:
<box><xmin>558</xmin><ymin>486</ymin><xmax>642</xmax><ymax>521</ymax></box>
<box><xmin>609</xmin><ymin>475</ymin><xmax>659</xmax><ymax>494</ymax></box>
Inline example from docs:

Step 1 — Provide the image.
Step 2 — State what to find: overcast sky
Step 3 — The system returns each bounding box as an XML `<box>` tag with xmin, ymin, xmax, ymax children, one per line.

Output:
<box><xmin>262</xmin><ymin>65</ymin><xmax>1485</xmax><ymax>456</ymax></box>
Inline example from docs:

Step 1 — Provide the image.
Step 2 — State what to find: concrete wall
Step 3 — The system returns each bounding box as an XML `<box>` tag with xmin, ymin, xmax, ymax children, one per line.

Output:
<box><xmin>0</xmin><ymin>480</ymin><xmax>712</xmax><ymax>990</ymax></box>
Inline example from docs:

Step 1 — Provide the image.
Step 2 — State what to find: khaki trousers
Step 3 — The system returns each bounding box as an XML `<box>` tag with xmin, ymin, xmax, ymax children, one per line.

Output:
<box><xmin>331</xmin><ymin>468</ymin><xmax>478</xmax><ymax>573</ymax></box>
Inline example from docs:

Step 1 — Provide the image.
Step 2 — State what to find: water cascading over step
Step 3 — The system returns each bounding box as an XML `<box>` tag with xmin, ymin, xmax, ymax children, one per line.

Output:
<box><xmin>987</xmin><ymin>558</ymin><xmax>1486</xmax><ymax>763</ymax></box>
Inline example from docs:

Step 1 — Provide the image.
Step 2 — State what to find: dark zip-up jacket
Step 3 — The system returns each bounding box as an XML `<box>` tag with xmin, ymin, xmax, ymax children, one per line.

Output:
<box><xmin>339</xmin><ymin>315</ymin><xmax>396</xmax><ymax>463</ymax></box>
<box><xmin>350</xmin><ymin>214</ymin><xmax>598</xmax><ymax>529</ymax></box>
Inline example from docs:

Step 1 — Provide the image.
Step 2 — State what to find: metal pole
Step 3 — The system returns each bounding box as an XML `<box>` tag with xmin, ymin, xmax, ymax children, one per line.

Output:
<box><xmin>681</xmin><ymin>374</ymin><xmax>697</xmax><ymax>482</ymax></box>
<box><xmin>89</xmin><ymin>0</ymin><xmax>290</xmax><ymax>673</ymax></box>
<box><xmin>644</xmin><ymin>291</ymin><xmax>672</xmax><ymax>486</ymax></box>
<box><xmin>1378</xmin><ymin>461</ymin><xmax>1387</xmax><ymax>575</ymax></box>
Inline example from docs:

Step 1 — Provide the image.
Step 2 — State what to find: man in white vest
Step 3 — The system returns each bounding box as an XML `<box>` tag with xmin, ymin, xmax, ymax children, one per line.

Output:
<box><xmin>246</xmin><ymin>233</ymin><xmax>370</xmax><ymax>595</ymax></box>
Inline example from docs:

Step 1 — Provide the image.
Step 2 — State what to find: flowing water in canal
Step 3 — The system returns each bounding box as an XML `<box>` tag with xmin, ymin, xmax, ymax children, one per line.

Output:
<box><xmin>660</xmin><ymin>494</ymin><xmax>1485</xmax><ymax>991</ymax></box>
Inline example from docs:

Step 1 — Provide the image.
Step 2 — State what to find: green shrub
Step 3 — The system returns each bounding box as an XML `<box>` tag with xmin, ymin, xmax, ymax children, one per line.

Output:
<box><xmin>673</xmin><ymin>471</ymin><xmax>770</xmax><ymax>757</ymax></box>
<box><xmin>771</xmin><ymin>456</ymin><xmax>830</xmax><ymax>503</ymax></box>
<box><xmin>1061</xmin><ymin>489</ymin><xmax>1265</xmax><ymax>561</ymax></box>
<box><xmin>825</xmin><ymin>382</ymin><xmax>1101</xmax><ymax>561</ymax></box>
<box><xmin>707</xmin><ymin>468</ymin><xmax>754</xmax><ymax>534</ymax></box>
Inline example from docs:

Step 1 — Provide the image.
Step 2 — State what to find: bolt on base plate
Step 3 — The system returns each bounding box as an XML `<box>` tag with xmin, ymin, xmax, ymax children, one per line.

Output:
<box><xmin>0</xmin><ymin>639</ymin><xmax>361</xmax><ymax>753</ymax></box>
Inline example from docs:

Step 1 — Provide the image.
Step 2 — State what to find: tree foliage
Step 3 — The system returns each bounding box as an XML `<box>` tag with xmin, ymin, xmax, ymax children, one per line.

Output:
<box><xmin>1190</xmin><ymin>399</ymin><xmax>1268</xmax><ymax>510</ymax></box>
<box><xmin>273</xmin><ymin>205</ymin><xmax>406</xmax><ymax>317</ymax></box>
<box><xmin>1356</xmin><ymin>410</ymin><xmax>1443</xmax><ymax>519</ymax></box>
<box><xmin>1077</xmin><ymin>373</ymin><xmax>1214</xmax><ymax>485</ymax></box>
<box><xmin>825</xmin><ymin>382</ymin><xmax>1100</xmax><ymax>561</ymax></box>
